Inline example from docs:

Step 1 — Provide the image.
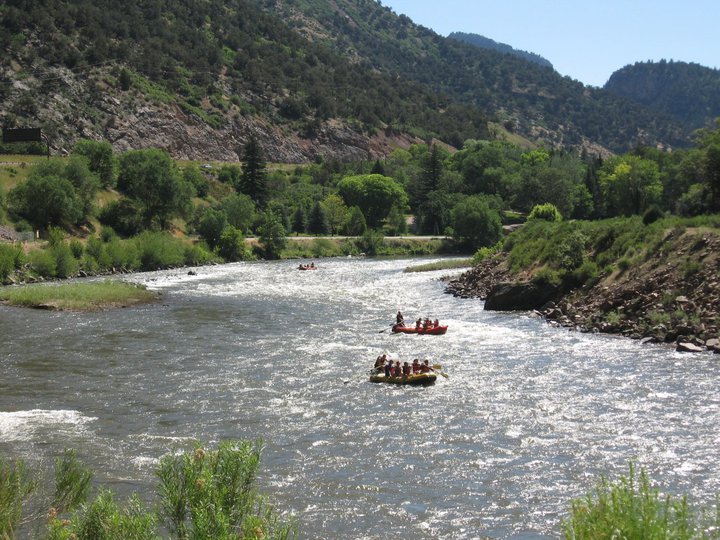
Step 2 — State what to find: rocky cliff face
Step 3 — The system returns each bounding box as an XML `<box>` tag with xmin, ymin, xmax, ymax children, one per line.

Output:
<box><xmin>4</xmin><ymin>64</ymin><xmax>423</xmax><ymax>163</ymax></box>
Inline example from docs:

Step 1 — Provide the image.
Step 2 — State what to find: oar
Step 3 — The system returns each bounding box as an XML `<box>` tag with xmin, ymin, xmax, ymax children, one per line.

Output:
<box><xmin>430</xmin><ymin>363</ymin><xmax>449</xmax><ymax>378</ymax></box>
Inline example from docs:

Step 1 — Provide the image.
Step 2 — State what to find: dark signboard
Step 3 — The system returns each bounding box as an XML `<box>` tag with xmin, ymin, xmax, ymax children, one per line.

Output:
<box><xmin>2</xmin><ymin>128</ymin><xmax>43</xmax><ymax>143</ymax></box>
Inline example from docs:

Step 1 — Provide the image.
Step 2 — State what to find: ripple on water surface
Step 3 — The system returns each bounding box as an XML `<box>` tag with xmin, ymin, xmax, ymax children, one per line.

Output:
<box><xmin>2</xmin><ymin>257</ymin><xmax>720</xmax><ymax>538</ymax></box>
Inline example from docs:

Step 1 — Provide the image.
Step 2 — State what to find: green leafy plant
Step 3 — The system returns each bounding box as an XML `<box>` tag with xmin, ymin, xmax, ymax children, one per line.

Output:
<box><xmin>562</xmin><ymin>463</ymin><xmax>720</xmax><ymax>539</ymax></box>
<box><xmin>0</xmin><ymin>458</ymin><xmax>37</xmax><ymax>537</ymax></box>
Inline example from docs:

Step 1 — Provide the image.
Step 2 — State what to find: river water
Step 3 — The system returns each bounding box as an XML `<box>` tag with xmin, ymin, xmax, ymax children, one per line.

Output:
<box><xmin>1</xmin><ymin>257</ymin><xmax>719</xmax><ymax>538</ymax></box>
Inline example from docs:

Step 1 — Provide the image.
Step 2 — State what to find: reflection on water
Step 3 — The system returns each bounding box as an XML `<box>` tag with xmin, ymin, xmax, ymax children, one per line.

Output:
<box><xmin>1</xmin><ymin>257</ymin><xmax>719</xmax><ymax>539</ymax></box>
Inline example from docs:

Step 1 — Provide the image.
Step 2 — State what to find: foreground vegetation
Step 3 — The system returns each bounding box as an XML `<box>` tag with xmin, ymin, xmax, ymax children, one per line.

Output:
<box><xmin>3</xmin><ymin>450</ymin><xmax>717</xmax><ymax>539</ymax></box>
<box><xmin>0</xmin><ymin>281</ymin><xmax>156</xmax><ymax>311</ymax></box>
<box><xmin>0</xmin><ymin>441</ymin><xmax>295</xmax><ymax>540</ymax></box>
<box><xmin>562</xmin><ymin>464</ymin><xmax>720</xmax><ymax>539</ymax></box>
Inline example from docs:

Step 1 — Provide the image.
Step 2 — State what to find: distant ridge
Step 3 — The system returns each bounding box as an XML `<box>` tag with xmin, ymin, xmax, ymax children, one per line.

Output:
<box><xmin>604</xmin><ymin>60</ymin><xmax>720</xmax><ymax>131</ymax></box>
<box><xmin>448</xmin><ymin>32</ymin><xmax>553</xmax><ymax>69</ymax></box>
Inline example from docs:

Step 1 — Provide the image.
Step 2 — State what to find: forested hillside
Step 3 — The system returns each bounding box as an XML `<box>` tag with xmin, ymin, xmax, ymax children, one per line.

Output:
<box><xmin>605</xmin><ymin>60</ymin><xmax>720</xmax><ymax>132</ymax></box>
<box><xmin>447</xmin><ymin>32</ymin><xmax>553</xmax><ymax>69</ymax></box>
<box><xmin>0</xmin><ymin>0</ymin><xmax>488</xmax><ymax>161</ymax></box>
<box><xmin>258</xmin><ymin>0</ymin><xmax>689</xmax><ymax>153</ymax></box>
<box><xmin>0</xmin><ymin>0</ymin><xmax>700</xmax><ymax>161</ymax></box>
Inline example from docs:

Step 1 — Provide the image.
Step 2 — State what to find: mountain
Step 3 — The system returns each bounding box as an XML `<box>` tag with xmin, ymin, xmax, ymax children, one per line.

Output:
<box><xmin>262</xmin><ymin>0</ymin><xmax>689</xmax><ymax>152</ymax></box>
<box><xmin>447</xmin><ymin>32</ymin><xmax>553</xmax><ymax>69</ymax></box>
<box><xmin>604</xmin><ymin>60</ymin><xmax>720</xmax><ymax>132</ymax></box>
<box><xmin>0</xmin><ymin>0</ymin><xmax>694</xmax><ymax>162</ymax></box>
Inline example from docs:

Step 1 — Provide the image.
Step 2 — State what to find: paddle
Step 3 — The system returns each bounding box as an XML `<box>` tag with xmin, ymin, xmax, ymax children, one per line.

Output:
<box><xmin>430</xmin><ymin>363</ymin><xmax>449</xmax><ymax>378</ymax></box>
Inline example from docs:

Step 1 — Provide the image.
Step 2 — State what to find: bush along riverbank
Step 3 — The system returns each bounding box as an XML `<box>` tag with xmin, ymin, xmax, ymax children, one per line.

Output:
<box><xmin>447</xmin><ymin>214</ymin><xmax>720</xmax><ymax>353</ymax></box>
<box><xmin>1</xmin><ymin>227</ymin><xmax>458</xmax><ymax>287</ymax></box>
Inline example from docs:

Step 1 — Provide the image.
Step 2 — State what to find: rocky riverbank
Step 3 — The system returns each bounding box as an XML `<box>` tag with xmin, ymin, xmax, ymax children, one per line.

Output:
<box><xmin>446</xmin><ymin>228</ymin><xmax>720</xmax><ymax>354</ymax></box>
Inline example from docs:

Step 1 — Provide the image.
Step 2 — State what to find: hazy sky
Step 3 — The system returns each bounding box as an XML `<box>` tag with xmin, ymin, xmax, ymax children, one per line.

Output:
<box><xmin>380</xmin><ymin>0</ymin><xmax>719</xmax><ymax>87</ymax></box>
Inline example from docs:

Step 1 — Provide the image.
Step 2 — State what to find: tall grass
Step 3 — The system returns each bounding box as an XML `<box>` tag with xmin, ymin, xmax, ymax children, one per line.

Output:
<box><xmin>404</xmin><ymin>258</ymin><xmax>472</xmax><ymax>273</ymax></box>
<box><xmin>0</xmin><ymin>281</ymin><xmax>157</xmax><ymax>310</ymax></box>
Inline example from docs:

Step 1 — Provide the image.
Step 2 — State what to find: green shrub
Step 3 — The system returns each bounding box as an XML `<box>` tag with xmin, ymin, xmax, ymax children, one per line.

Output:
<box><xmin>683</xmin><ymin>259</ymin><xmax>701</xmax><ymax>278</ymax></box>
<box><xmin>29</xmin><ymin>248</ymin><xmax>57</xmax><ymax>277</ymax></box>
<box><xmin>0</xmin><ymin>458</ymin><xmax>37</xmax><ymax>537</ymax></box>
<box><xmin>555</xmin><ymin>231</ymin><xmax>588</xmax><ymax>270</ymax></box>
<box><xmin>648</xmin><ymin>310</ymin><xmax>671</xmax><ymax>326</ymax></box>
<box><xmin>52</xmin><ymin>243</ymin><xmax>80</xmax><ymax>278</ymax></box>
<box><xmin>642</xmin><ymin>204</ymin><xmax>664</xmax><ymax>225</ymax></box>
<box><xmin>528</xmin><ymin>203</ymin><xmax>562</xmax><ymax>222</ymax></box>
<box><xmin>569</xmin><ymin>260</ymin><xmax>599</xmax><ymax>288</ymax></box>
<box><xmin>69</xmin><ymin>239</ymin><xmax>84</xmax><ymax>259</ymax></box>
<box><xmin>184</xmin><ymin>243</ymin><xmax>217</xmax><ymax>266</ymax></box>
<box><xmin>562</xmin><ymin>463</ymin><xmax>719</xmax><ymax>539</ymax></box>
<box><xmin>46</xmin><ymin>491</ymin><xmax>158</xmax><ymax>540</ymax></box>
<box><xmin>532</xmin><ymin>267</ymin><xmax>562</xmax><ymax>288</ymax></box>
<box><xmin>4</xmin><ymin>441</ymin><xmax>296</xmax><ymax>539</ymax></box>
<box><xmin>216</xmin><ymin>226</ymin><xmax>249</xmax><ymax>262</ymax></box>
<box><xmin>311</xmin><ymin>238</ymin><xmax>341</xmax><ymax>257</ymax></box>
<box><xmin>0</xmin><ymin>243</ymin><xmax>24</xmax><ymax>281</ymax></box>
<box><xmin>472</xmin><ymin>243</ymin><xmax>500</xmax><ymax>264</ymax></box>
<box><xmin>133</xmin><ymin>232</ymin><xmax>186</xmax><ymax>271</ymax></box>
<box><xmin>354</xmin><ymin>230</ymin><xmax>384</xmax><ymax>256</ymax></box>
<box><xmin>104</xmin><ymin>239</ymin><xmax>140</xmax><ymax>271</ymax></box>
<box><xmin>156</xmin><ymin>440</ymin><xmax>295</xmax><ymax>540</ymax></box>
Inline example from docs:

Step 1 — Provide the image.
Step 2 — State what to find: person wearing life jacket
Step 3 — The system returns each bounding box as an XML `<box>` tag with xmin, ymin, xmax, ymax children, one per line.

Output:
<box><xmin>402</xmin><ymin>361</ymin><xmax>411</xmax><ymax>377</ymax></box>
<box><xmin>412</xmin><ymin>358</ymin><xmax>421</xmax><ymax>373</ymax></box>
<box><xmin>396</xmin><ymin>311</ymin><xmax>405</xmax><ymax>326</ymax></box>
<box><xmin>433</xmin><ymin>318</ymin><xmax>439</xmax><ymax>328</ymax></box>
<box><xmin>415</xmin><ymin>318</ymin><xmax>422</xmax><ymax>331</ymax></box>
<box><xmin>384</xmin><ymin>358</ymin><xmax>393</xmax><ymax>377</ymax></box>
<box><xmin>421</xmin><ymin>360</ymin><xmax>431</xmax><ymax>373</ymax></box>
<box><xmin>392</xmin><ymin>361</ymin><xmax>402</xmax><ymax>377</ymax></box>
<box><xmin>374</xmin><ymin>354</ymin><xmax>386</xmax><ymax>373</ymax></box>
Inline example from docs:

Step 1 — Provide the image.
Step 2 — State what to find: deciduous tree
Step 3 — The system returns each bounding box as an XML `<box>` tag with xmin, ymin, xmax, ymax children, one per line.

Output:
<box><xmin>451</xmin><ymin>195</ymin><xmax>502</xmax><ymax>250</ymax></box>
<box><xmin>117</xmin><ymin>149</ymin><xmax>193</xmax><ymax>229</ymax></box>
<box><xmin>337</xmin><ymin>174</ymin><xmax>408</xmax><ymax>228</ymax></box>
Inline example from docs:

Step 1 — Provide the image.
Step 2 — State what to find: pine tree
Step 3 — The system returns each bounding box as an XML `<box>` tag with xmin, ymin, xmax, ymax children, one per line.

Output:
<box><xmin>421</xmin><ymin>144</ymin><xmax>442</xmax><ymax>196</ymax></box>
<box><xmin>239</xmin><ymin>135</ymin><xmax>268</xmax><ymax>208</ymax></box>
<box><xmin>291</xmin><ymin>206</ymin><xmax>307</xmax><ymax>235</ymax></box>
<box><xmin>307</xmin><ymin>201</ymin><xmax>330</xmax><ymax>235</ymax></box>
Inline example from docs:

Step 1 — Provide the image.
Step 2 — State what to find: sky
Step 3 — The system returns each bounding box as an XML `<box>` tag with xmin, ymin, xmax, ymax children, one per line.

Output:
<box><xmin>379</xmin><ymin>0</ymin><xmax>720</xmax><ymax>87</ymax></box>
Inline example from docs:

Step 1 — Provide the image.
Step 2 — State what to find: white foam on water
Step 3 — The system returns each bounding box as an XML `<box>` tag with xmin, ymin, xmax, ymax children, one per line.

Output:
<box><xmin>0</xmin><ymin>409</ymin><xmax>96</xmax><ymax>441</ymax></box>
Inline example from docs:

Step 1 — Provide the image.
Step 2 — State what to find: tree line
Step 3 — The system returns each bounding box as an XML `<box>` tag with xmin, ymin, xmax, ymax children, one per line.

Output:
<box><xmin>2</xmin><ymin>119</ymin><xmax>720</xmax><ymax>266</ymax></box>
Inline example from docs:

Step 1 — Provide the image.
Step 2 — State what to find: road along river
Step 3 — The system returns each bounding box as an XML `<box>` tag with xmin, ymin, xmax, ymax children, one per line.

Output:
<box><xmin>1</xmin><ymin>257</ymin><xmax>719</xmax><ymax>538</ymax></box>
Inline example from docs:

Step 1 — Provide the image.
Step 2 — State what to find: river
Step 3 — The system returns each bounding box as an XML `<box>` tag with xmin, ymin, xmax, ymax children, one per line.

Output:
<box><xmin>1</xmin><ymin>257</ymin><xmax>719</xmax><ymax>539</ymax></box>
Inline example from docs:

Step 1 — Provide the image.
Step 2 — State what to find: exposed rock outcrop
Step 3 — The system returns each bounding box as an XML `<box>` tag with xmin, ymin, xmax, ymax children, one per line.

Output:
<box><xmin>484</xmin><ymin>281</ymin><xmax>560</xmax><ymax>311</ymax></box>
<box><xmin>446</xmin><ymin>229</ymin><xmax>720</xmax><ymax>354</ymax></box>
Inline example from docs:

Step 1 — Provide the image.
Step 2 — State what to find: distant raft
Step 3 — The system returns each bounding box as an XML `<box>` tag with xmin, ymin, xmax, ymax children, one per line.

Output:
<box><xmin>391</xmin><ymin>324</ymin><xmax>448</xmax><ymax>335</ymax></box>
<box><xmin>369</xmin><ymin>372</ymin><xmax>437</xmax><ymax>385</ymax></box>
